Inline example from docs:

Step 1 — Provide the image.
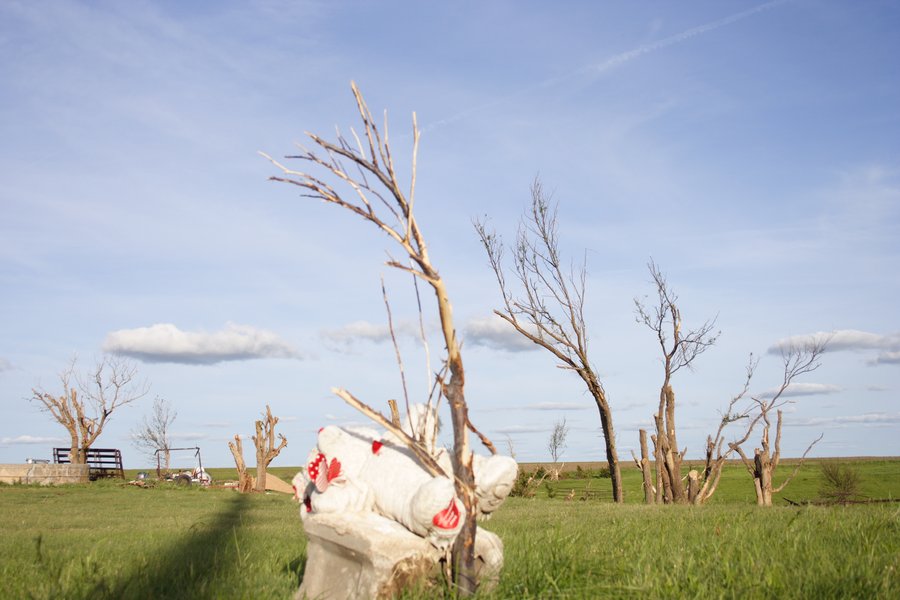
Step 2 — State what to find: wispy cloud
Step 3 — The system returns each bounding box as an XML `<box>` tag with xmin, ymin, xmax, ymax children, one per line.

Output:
<box><xmin>320</xmin><ymin>319</ymin><xmax>433</xmax><ymax>350</ymax></box>
<box><xmin>873</xmin><ymin>351</ymin><xmax>900</xmax><ymax>365</ymax></box>
<box><xmin>465</xmin><ymin>315</ymin><xmax>538</xmax><ymax>353</ymax></box>
<box><xmin>168</xmin><ymin>432</ymin><xmax>211</xmax><ymax>442</ymax></box>
<box><xmin>786</xmin><ymin>412</ymin><xmax>900</xmax><ymax>428</ymax></box>
<box><xmin>103</xmin><ymin>323</ymin><xmax>300</xmax><ymax>365</ymax></box>
<box><xmin>423</xmin><ymin>0</ymin><xmax>787</xmax><ymax>133</ymax></box>
<box><xmin>0</xmin><ymin>358</ymin><xmax>12</xmax><ymax>373</ymax></box>
<box><xmin>866</xmin><ymin>385</ymin><xmax>890</xmax><ymax>392</ymax></box>
<box><xmin>523</xmin><ymin>402</ymin><xmax>589</xmax><ymax>411</ymax></box>
<box><xmin>0</xmin><ymin>435</ymin><xmax>66</xmax><ymax>445</ymax></box>
<box><xmin>758</xmin><ymin>383</ymin><xmax>843</xmax><ymax>399</ymax></box>
<box><xmin>493</xmin><ymin>424</ymin><xmax>548</xmax><ymax>434</ymax></box>
<box><xmin>768</xmin><ymin>329</ymin><xmax>900</xmax><ymax>366</ymax></box>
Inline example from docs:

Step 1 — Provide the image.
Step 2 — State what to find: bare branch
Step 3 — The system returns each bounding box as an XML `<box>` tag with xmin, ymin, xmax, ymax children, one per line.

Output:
<box><xmin>332</xmin><ymin>387</ymin><xmax>445</xmax><ymax>478</ymax></box>
<box><xmin>772</xmin><ymin>432</ymin><xmax>823</xmax><ymax>493</ymax></box>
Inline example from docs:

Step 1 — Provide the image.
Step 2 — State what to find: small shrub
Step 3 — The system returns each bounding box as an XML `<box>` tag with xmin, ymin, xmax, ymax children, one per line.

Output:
<box><xmin>595</xmin><ymin>466</ymin><xmax>610</xmax><ymax>479</ymax></box>
<box><xmin>575</xmin><ymin>465</ymin><xmax>587</xmax><ymax>479</ymax></box>
<box><xmin>819</xmin><ymin>462</ymin><xmax>862</xmax><ymax>504</ymax></box>
<box><xmin>544</xmin><ymin>482</ymin><xmax>557</xmax><ymax>499</ymax></box>
<box><xmin>511</xmin><ymin>469</ymin><xmax>549</xmax><ymax>498</ymax></box>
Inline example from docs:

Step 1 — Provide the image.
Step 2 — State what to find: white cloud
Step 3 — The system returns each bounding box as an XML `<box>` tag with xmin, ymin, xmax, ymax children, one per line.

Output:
<box><xmin>758</xmin><ymin>383</ymin><xmax>843</xmax><ymax>399</ymax></box>
<box><xmin>103</xmin><ymin>322</ymin><xmax>300</xmax><ymax>365</ymax></box>
<box><xmin>768</xmin><ymin>329</ymin><xmax>900</xmax><ymax>367</ymax></box>
<box><xmin>465</xmin><ymin>315</ymin><xmax>539</xmax><ymax>353</ymax></box>
<box><xmin>866</xmin><ymin>385</ymin><xmax>890</xmax><ymax>392</ymax></box>
<box><xmin>0</xmin><ymin>435</ymin><xmax>67</xmax><ymax>445</ymax></box>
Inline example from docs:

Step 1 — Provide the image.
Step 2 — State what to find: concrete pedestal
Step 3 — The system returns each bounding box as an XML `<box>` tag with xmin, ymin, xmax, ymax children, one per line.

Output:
<box><xmin>297</xmin><ymin>512</ymin><xmax>503</xmax><ymax>599</ymax></box>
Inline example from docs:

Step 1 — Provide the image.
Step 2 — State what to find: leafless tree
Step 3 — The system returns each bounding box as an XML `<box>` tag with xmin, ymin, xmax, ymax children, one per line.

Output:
<box><xmin>548</xmin><ymin>418</ymin><xmax>568</xmax><ymax>463</ymax></box>
<box><xmin>475</xmin><ymin>180</ymin><xmax>624</xmax><ymax>503</ymax></box>
<box><xmin>131</xmin><ymin>396</ymin><xmax>177</xmax><ymax>471</ymax></box>
<box><xmin>30</xmin><ymin>356</ymin><xmax>148</xmax><ymax>464</ymax></box>
<box><xmin>254</xmin><ymin>405</ymin><xmax>288</xmax><ymax>492</ymax></box>
<box><xmin>633</xmin><ymin>260</ymin><xmax>719</xmax><ymax>503</ymax></box>
<box><xmin>730</xmin><ymin>340</ymin><xmax>827</xmax><ymax>506</ymax></box>
<box><xmin>688</xmin><ymin>357</ymin><xmax>758</xmax><ymax>504</ymax></box>
<box><xmin>547</xmin><ymin>418</ymin><xmax>568</xmax><ymax>480</ymax></box>
<box><xmin>264</xmin><ymin>82</ymin><xmax>494</xmax><ymax>594</ymax></box>
<box><xmin>504</xmin><ymin>434</ymin><xmax>516</xmax><ymax>460</ymax></box>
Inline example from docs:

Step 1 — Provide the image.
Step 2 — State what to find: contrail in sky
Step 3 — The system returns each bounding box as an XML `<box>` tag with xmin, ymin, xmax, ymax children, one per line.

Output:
<box><xmin>421</xmin><ymin>0</ymin><xmax>788</xmax><ymax>134</ymax></box>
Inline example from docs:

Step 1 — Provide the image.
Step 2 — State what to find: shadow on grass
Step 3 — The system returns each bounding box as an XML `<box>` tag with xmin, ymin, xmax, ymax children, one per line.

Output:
<box><xmin>116</xmin><ymin>493</ymin><xmax>252</xmax><ymax>600</ymax></box>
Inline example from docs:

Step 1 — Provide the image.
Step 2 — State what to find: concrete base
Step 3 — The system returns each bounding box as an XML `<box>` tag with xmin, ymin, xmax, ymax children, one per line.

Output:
<box><xmin>0</xmin><ymin>463</ymin><xmax>90</xmax><ymax>485</ymax></box>
<box><xmin>297</xmin><ymin>512</ymin><xmax>503</xmax><ymax>599</ymax></box>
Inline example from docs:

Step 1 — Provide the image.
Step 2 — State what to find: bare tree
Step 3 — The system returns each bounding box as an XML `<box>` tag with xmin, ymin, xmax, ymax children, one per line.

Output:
<box><xmin>634</xmin><ymin>260</ymin><xmax>719</xmax><ymax>504</ymax></box>
<box><xmin>475</xmin><ymin>180</ymin><xmax>624</xmax><ymax>503</ymax></box>
<box><xmin>504</xmin><ymin>434</ymin><xmax>516</xmax><ymax>460</ymax></box>
<box><xmin>548</xmin><ymin>418</ymin><xmax>568</xmax><ymax>463</ymax></box>
<box><xmin>264</xmin><ymin>82</ymin><xmax>493</xmax><ymax>594</ymax></box>
<box><xmin>688</xmin><ymin>357</ymin><xmax>757</xmax><ymax>505</ymax></box>
<box><xmin>730</xmin><ymin>340</ymin><xmax>827</xmax><ymax>506</ymax></box>
<box><xmin>254</xmin><ymin>405</ymin><xmax>288</xmax><ymax>492</ymax></box>
<box><xmin>547</xmin><ymin>418</ymin><xmax>568</xmax><ymax>480</ymax></box>
<box><xmin>131</xmin><ymin>396</ymin><xmax>177</xmax><ymax>471</ymax></box>
<box><xmin>31</xmin><ymin>356</ymin><xmax>148</xmax><ymax>464</ymax></box>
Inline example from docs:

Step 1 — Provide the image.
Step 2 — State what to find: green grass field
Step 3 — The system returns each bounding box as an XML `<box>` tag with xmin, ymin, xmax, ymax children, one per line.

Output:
<box><xmin>1</xmin><ymin>459</ymin><xmax>897</xmax><ymax>599</ymax></box>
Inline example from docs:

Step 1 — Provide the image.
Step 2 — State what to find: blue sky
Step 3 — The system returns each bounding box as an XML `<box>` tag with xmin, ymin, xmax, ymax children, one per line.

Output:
<box><xmin>1</xmin><ymin>0</ymin><xmax>898</xmax><ymax>469</ymax></box>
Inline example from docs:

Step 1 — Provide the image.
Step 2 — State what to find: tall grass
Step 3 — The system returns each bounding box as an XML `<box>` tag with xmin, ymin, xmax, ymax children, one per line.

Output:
<box><xmin>482</xmin><ymin>499</ymin><xmax>899</xmax><ymax>599</ymax></box>
<box><xmin>1</xmin><ymin>459</ymin><xmax>897</xmax><ymax>598</ymax></box>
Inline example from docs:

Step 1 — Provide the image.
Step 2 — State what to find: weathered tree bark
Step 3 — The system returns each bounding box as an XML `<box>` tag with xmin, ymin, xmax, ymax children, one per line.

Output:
<box><xmin>637</xmin><ymin>429</ymin><xmax>654</xmax><ymax>504</ymax></box>
<box><xmin>253</xmin><ymin>405</ymin><xmax>288</xmax><ymax>493</ymax></box>
<box><xmin>228</xmin><ymin>434</ymin><xmax>254</xmax><ymax>493</ymax></box>
<box><xmin>591</xmin><ymin>381</ymin><xmax>623</xmax><ymax>503</ymax></box>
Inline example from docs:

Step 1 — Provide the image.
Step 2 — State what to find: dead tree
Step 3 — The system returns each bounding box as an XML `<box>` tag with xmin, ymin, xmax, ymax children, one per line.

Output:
<box><xmin>253</xmin><ymin>405</ymin><xmax>288</xmax><ymax>492</ymax></box>
<box><xmin>689</xmin><ymin>357</ymin><xmax>758</xmax><ymax>505</ymax></box>
<box><xmin>475</xmin><ymin>180</ymin><xmax>624</xmax><ymax>503</ymax></box>
<box><xmin>634</xmin><ymin>260</ymin><xmax>719</xmax><ymax>503</ymax></box>
<box><xmin>547</xmin><ymin>417</ymin><xmax>568</xmax><ymax>480</ymax></box>
<box><xmin>30</xmin><ymin>356</ymin><xmax>148</xmax><ymax>464</ymax></box>
<box><xmin>264</xmin><ymin>82</ymin><xmax>493</xmax><ymax>595</ymax></box>
<box><xmin>730</xmin><ymin>340</ymin><xmax>827</xmax><ymax>506</ymax></box>
<box><xmin>131</xmin><ymin>396</ymin><xmax>177</xmax><ymax>471</ymax></box>
<box><xmin>227</xmin><ymin>434</ymin><xmax>254</xmax><ymax>493</ymax></box>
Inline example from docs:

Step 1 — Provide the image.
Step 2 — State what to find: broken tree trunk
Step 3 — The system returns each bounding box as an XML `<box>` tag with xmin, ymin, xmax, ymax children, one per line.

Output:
<box><xmin>228</xmin><ymin>434</ymin><xmax>254</xmax><ymax>493</ymax></box>
<box><xmin>254</xmin><ymin>404</ymin><xmax>288</xmax><ymax>493</ymax></box>
<box><xmin>638</xmin><ymin>429</ymin><xmax>654</xmax><ymax>504</ymax></box>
